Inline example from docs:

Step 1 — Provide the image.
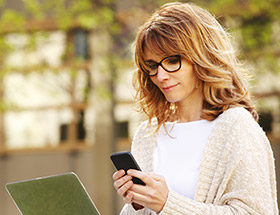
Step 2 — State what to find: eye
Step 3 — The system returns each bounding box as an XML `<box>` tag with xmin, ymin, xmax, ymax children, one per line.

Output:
<box><xmin>145</xmin><ymin>61</ymin><xmax>158</xmax><ymax>70</ymax></box>
<box><xmin>165</xmin><ymin>56</ymin><xmax>180</xmax><ymax>64</ymax></box>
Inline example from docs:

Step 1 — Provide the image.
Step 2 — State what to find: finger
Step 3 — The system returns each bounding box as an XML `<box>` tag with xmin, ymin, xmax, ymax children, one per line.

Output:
<box><xmin>117</xmin><ymin>180</ymin><xmax>133</xmax><ymax>198</ymax></box>
<box><xmin>127</xmin><ymin>169</ymin><xmax>152</xmax><ymax>185</ymax></box>
<box><xmin>123</xmin><ymin>190</ymin><xmax>133</xmax><ymax>204</ymax></box>
<box><xmin>129</xmin><ymin>183</ymin><xmax>149</xmax><ymax>196</ymax></box>
<box><xmin>112</xmin><ymin>170</ymin><xmax>125</xmax><ymax>180</ymax></box>
<box><xmin>113</xmin><ymin>175</ymin><xmax>132</xmax><ymax>190</ymax></box>
<box><xmin>128</xmin><ymin>190</ymin><xmax>149</xmax><ymax>207</ymax></box>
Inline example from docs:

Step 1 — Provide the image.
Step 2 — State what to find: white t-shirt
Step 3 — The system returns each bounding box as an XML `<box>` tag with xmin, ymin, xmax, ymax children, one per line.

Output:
<box><xmin>153</xmin><ymin>118</ymin><xmax>218</xmax><ymax>199</ymax></box>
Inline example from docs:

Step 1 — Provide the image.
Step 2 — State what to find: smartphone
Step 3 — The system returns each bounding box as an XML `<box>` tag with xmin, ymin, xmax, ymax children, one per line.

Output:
<box><xmin>110</xmin><ymin>151</ymin><xmax>145</xmax><ymax>186</ymax></box>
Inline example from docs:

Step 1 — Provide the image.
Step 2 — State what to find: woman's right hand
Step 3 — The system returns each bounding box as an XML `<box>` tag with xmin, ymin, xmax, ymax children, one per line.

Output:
<box><xmin>112</xmin><ymin>170</ymin><xmax>134</xmax><ymax>203</ymax></box>
<box><xmin>113</xmin><ymin>170</ymin><xmax>145</xmax><ymax>211</ymax></box>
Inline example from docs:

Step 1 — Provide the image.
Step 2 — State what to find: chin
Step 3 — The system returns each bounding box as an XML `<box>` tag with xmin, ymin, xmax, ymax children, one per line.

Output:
<box><xmin>165</xmin><ymin>97</ymin><xmax>179</xmax><ymax>103</ymax></box>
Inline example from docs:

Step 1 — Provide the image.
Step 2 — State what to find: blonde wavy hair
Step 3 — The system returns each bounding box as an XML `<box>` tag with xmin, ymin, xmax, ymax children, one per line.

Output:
<box><xmin>133</xmin><ymin>2</ymin><xmax>258</xmax><ymax>130</ymax></box>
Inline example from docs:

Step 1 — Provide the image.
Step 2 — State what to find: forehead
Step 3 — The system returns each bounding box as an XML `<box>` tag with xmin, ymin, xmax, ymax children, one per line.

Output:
<box><xmin>143</xmin><ymin>48</ymin><xmax>165</xmax><ymax>62</ymax></box>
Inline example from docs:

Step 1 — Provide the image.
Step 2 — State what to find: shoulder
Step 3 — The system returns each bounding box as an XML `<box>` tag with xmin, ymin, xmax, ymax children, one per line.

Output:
<box><xmin>217</xmin><ymin>107</ymin><xmax>261</xmax><ymax>133</ymax></box>
<box><xmin>219</xmin><ymin>106</ymin><xmax>255</xmax><ymax>123</ymax></box>
<box><xmin>215</xmin><ymin>107</ymin><xmax>269</xmax><ymax>151</ymax></box>
<box><xmin>206</xmin><ymin>108</ymin><xmax>272</xmax><ymax>174</ymax></box>
<box><xmin>131</xmin><ymin>118</ymin><xmax>157</xmax><ymax>151</ymax></box>
<box><xmin>210</xmin><ymin>107</ymin><xmax>268</xmax><ymax>149</ymax></box>
<box><xmin>133</xmin><ymin>118</ymin><xmax>158</xmax><ymax>138</ymax></box>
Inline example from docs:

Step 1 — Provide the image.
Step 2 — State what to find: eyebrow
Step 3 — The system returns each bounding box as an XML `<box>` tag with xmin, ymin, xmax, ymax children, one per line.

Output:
<box><xmin>144</xmin><ymin>56</ymin><xmax>165</xmax><ymax>63</ymax></box>
<box><xmin>144</xmin><ymin>59</ymin><xmax>158</xmax><ymax>63</ymax></box>
<box><xmin>144</xmin><ymin>55</ymin><xmax>177</xmax><ymax>63</ymax></box>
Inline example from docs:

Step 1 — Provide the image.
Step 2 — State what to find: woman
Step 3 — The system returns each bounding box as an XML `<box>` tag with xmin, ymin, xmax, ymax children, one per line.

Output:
<box><xmin>113</xmin><ymin>2</ymin><xmax>278</xmax><ymax>214</ymax></box>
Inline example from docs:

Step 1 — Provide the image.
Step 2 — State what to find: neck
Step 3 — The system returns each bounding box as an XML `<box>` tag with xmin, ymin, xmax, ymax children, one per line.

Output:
<box><xmin>176</xmin><ymin>89</ymin><xmax>203</xmax><ymax>123</ymax></box>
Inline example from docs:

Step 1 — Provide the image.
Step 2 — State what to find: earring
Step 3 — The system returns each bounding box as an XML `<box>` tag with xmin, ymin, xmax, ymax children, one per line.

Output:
<box><xmin>170</xmin><ymin>103</ymin><xmax>176</xmax><ymax>111</ymax></box>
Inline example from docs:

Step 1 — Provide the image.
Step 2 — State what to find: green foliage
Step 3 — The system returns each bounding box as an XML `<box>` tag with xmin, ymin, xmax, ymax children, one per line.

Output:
<box><xmin>241</xmin><ymin>15</ymin><xmax>272</xmax><ymax>51</ymax></box>
<box><xmin>23</xmin><ymin>0</ymin><xmax>44</xmax><ymax>20</ymax></box>
<box><xmin>70</xmin><ymin>0</ymin><xmax>92</xmax><ymax>13</ymax></box>
<box><xmin>0</xmin><ymin>37</ymin><xmax>12</xmax><ymax>60</ymax></box>
<box><xmin>0</xmin><ymin>9</ymin><xmax>26</xmax><ymax>32</ymax></box>
<box><xmin>196</xmin><ymin>0</ymin><xmax>280</xmax><ymax>74</ymax></box>
<box><xmin>77</xmin><ymin>14</ymin><xmax>99</xmax><ymax>30</ymax></box>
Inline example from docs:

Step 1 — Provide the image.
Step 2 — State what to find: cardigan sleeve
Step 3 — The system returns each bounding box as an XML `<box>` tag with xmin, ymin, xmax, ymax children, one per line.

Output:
<box><xmin>159</xmin><ymin>114</ymin><xmax>278</xmax><ymax>215</ymax></box>
<box><xmin>119</xmin><ymin>121</ymin><xmax>155</xmax><ymax>215</ymax></box>
<box><xmin>120</xmin><ymin>203</ymin><xmax>151</xmax><ymax>215</ymax></box>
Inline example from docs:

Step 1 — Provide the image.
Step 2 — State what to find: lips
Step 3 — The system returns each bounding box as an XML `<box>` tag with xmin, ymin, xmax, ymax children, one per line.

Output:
<box><xmin>162</xmin><ymin>83</ymin><xmax>179</xmax><ymax>92</ymax></box>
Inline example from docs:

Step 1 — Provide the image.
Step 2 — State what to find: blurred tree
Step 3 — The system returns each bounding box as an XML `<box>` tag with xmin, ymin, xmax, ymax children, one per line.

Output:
<box><xmin>125</xmin><ymin>0</ymin><xmax>280</xmax><ymax>73</ymax></box>
<box><xmin>204</xmin><ymin>0</ymin><xmax>280</xmax><ymax>74</ymax></box>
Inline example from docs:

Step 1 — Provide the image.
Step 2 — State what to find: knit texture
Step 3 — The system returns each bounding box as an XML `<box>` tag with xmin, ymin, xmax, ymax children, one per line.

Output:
<box><xmin>120</xmin><ymin>107</ymin><xmax>278</xmax><ymax>215</ymax></box>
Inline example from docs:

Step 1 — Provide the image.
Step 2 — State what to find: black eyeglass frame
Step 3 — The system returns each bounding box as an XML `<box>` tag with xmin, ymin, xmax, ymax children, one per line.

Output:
<box><xmin>140</xmin><ymin>54</ymin><xmax>182</xmax><ymax>77</ymax></box>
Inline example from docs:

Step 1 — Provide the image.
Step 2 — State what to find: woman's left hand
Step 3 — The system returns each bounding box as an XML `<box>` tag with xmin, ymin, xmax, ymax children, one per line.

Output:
<box><xmin>126</xmin><ymin>169</ymin><xmax>169</xmax><ymax>213</ymax></box>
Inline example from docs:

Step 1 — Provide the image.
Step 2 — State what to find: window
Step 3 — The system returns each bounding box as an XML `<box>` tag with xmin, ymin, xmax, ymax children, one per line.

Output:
<box><xmin>116</xmin><ymin>121</ymin><xmax>129</xmax><ymax>139</ymax></box>
<box><xmin>259</xmin><ymin>111</ymin><xmax>273</xmax><ymax>133</ymax></box>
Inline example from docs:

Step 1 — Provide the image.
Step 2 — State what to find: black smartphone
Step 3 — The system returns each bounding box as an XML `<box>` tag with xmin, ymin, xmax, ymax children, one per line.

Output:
<box><xmin>110</xmin><ymin>151</ymin><xmax>145</xmax><ymax>186</ymax></box>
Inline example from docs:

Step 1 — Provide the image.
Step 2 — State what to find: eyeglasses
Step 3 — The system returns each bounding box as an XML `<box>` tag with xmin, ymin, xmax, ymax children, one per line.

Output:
<box><xmin>141</xmin><ymin>55</ymin><xmax>182</xmax><ymax>76</ymax></box>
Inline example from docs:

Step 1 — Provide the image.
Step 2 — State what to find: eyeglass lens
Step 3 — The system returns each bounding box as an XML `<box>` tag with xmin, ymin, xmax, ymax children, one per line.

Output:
<box><xmin>143</xmin><ymin>55</ymin><xmax>181</xmax><ymax>76</ymax></box>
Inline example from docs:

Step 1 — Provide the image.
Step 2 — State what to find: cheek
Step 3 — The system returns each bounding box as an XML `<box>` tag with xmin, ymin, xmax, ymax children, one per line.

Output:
<box><xmin>188</xmin><ymin>75</ymin><xmax>197</xmax><ymax>87</ymax></box>
<box><xmin>184</xmin><ymin>69</ymin><xmax>197</xmax><ymax>87</ymax></box>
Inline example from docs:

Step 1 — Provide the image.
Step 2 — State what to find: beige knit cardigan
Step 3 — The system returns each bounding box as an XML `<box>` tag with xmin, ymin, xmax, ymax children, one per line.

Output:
<box><xmin>120</xmin><ymin>107</ymin><xmax>278</xmax><ymax>215</ymax></box>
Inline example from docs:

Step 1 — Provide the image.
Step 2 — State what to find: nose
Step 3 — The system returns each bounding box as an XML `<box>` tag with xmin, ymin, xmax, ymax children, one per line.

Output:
<box><xmin>156</xmin><ymin>65</ymin><xmax>169</xmax><ymax>81</ymax></box>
